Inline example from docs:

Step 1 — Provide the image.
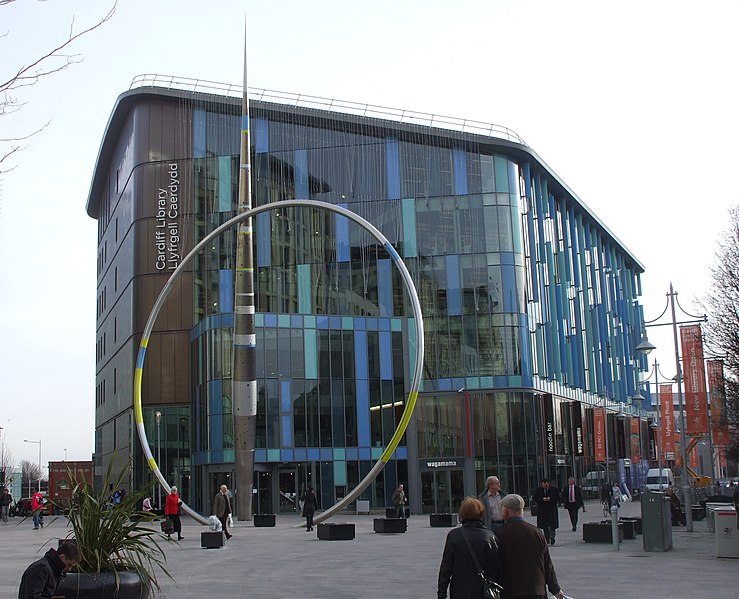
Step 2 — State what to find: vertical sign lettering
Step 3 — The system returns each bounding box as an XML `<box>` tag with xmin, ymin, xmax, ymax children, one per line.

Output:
<box><xmin>543</xmin><ymin>394</ymin><xmax>555</xmax><ymax>455</ymax></box>
<box><xmin>707</xmin><ymin>360</ymin><xmax>730</xmax><ymax>447</ymax></box>
<box><xmin>594</xmin><ymin>407</ymin><xmax>606</xmax><ymax>462</ymax></box>
<box><xmin>680</xmin><ymin>325</ymin><xmax>708</xmax><ymax>434</ymax></box>
<box><xmin>571</xmin><ymin>401</ymin><xmax>584</xmax><ymax>456</ymax></box>
<box><xmin>660</xmin><ymin>384</ymin><xmax>675</xmax><ymax>458</ymax></box>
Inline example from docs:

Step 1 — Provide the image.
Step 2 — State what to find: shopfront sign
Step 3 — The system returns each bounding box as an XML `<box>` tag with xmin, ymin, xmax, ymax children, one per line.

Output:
<box><xmin>422</xmin><ymin>459</ymin><xmax>464</xmax><ymax>469</ymax></box>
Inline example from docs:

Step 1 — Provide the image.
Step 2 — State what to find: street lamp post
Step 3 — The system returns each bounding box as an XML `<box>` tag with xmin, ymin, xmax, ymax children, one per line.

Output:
<box><xmin>637</xmin><ymin>283</ymin><xmax>705</xmax><ymax>532</ymax></box>
<box><xmin>155</xmin><ymin>412</ymin><xmax>162</xmax><ymax>510</ymax></box>
<box><xmin>23</xmin><ymin>439</ymin><xmax>42</xmax><ymax>492</ymax></box>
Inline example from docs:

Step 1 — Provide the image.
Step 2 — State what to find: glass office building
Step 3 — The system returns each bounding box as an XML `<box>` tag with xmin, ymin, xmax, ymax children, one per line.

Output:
<box><xmin>88</xmin><ymin>77</ymin><xmax>648</xmax><ymax>515</ymax></box>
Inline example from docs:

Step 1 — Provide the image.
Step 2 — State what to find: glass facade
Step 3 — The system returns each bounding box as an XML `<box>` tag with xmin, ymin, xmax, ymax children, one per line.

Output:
<box><xmin>90</xmin><ymin>86</ymin><xmax>648</xmax><ymax>514</ymax></box>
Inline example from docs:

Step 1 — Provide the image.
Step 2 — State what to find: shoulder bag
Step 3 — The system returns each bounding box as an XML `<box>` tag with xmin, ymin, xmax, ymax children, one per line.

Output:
<box><xmin>459</xmin><ymin>526</ymin><xmax>503</xmax><ymax>599</ymax></box>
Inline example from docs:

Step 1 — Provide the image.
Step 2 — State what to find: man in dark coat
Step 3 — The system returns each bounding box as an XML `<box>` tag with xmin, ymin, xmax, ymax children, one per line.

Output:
<box><xmin>18</xmin><ymin>540</ymin><xmax>80</xmax><ymax>599</ymax></box>
<box><xmin>532</xmin><ymin>478</ymin><xmax>560</xmax><ymax>544</ymax></box>
<box><xmin>496</xmin><ymin>494</ymin><xmax>565</xmax><ymax>599</ymax></box>
<box><xmin>437</xmin><ymin>497</ymin><xmax>501</xmax><ymax>599</ymax></box>
<box><xmin>562</xmin><ymin>476</ymin><xmax>585</xmax><ymax>531</ymax></box>
<box><xmin>301</xmin><ymin>485</ymin><xmax>318</xmax><ymax>531</ymax></box>
<box><xmin>213</xmin><ymin>484</ymin><xmax>233</xmax><ymax>540</ymax></box>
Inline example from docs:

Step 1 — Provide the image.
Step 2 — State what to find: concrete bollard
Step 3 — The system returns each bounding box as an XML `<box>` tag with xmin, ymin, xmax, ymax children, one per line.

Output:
<box><xmin>611</xmin><ymin>504</ymin><xmax>619</xmax><ymax>551</ymax></box>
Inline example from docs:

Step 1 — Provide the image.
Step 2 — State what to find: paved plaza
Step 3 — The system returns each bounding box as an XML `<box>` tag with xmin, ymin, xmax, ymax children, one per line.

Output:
<box><xmin>2</xmin><ymin>499</ymin><xmax>737</xmax><ymax>598</ymax></box>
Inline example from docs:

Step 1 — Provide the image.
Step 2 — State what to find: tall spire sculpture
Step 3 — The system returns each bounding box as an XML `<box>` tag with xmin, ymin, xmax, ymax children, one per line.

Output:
<box><xmin>232</xmin><ymin>25</ymin><xmax>256</xmax><ymax>520</ymax></box>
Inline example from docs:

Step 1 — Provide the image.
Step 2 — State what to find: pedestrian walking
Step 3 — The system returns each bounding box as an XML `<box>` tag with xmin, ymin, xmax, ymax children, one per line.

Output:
<box><xmin>31</xmin><ymin>491</ymin><xmax>45</xmax><ymax>530</ymax></box>
<box><xmin>392</xmin><ymin>483</ymin><xmax>407</xmax><ymax>518</ymax></box>
<box><xmin>562</xmin><ymin>476</ymin><xmax>585</xmax><ymax>531</ymax></box>
<box><xmin>0</xmin><ymin>488</ymin><xmax>12</xmax><ymax>524</ymax></box>
<box><xmin>532</xmin><ymin>478</ymin><xmax>560</xmax><ymax>544</ymax></box>
<box><xmin>165</xmin><ymin>486</ymin><xmax>184</xmax><ymax>540</ymax></box>
<box><xmin>496</xmin><ymin>494</ymin><xmax>565</xmax><ymax>599</ymax></box>
<box><xmin>18</xmin><ymin>540</ymin><xmax>80</xmax><ymax>599</ymax></box>
<box><xmin>213</xmin><ymin>484</ymin><xmax>233</xmax><ymax>539</ymax></box>
<box><xmin>301</xmin><ymin>485</ymin><xmax>318</xmax><ymax>531</ymax></box>
<box><xmin>437</xmin><ymin>497</ymin><xmax>501</xmax><ymax>599</ymax></box>
<box><xmin>478</xmin><ymin>475</ymin><xmax>506</xmax><ymax>531</ymax></box>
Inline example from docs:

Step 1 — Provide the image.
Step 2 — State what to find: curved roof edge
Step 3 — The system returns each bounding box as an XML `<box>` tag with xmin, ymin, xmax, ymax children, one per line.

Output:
<box><xmin>86</xmin><ymin>85</ymin><xmax>644</xmax><ymax>272</ymax></box>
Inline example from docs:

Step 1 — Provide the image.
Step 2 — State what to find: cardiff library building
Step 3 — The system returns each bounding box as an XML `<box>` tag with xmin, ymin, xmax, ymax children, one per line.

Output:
<box><xmin>88</xmin><ymin>75</ymin><xmax>650</xmax><ymax>516</ymax></box>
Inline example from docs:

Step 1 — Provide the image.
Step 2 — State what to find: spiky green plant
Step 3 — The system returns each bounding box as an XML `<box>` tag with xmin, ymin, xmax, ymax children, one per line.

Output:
<box><xmin>63</xmin><ymin>459</ymin><xmax>172</xmax><ymax>593</ymax></box>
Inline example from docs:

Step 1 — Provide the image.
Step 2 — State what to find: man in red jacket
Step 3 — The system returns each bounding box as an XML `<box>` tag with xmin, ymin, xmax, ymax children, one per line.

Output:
<box><xmin>31</xmin><ymin>492</ymin><xmax>45</xmax><ymax>530</ymax></box>
<box><xmin>496</xmin><ymin>494</ymin><xmax>565</xmax><ymax>599</ymax></box>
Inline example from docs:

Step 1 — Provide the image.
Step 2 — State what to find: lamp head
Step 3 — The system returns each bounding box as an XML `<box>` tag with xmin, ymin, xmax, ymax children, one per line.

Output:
<box><xmin>636</xmin><ymin>339</ymin><xmax>656</xmax><ymax>354</ymax></box>
<box><xmin>631</xmin><ymin>391</ymin><xmax>645</xmax><ymax>403</ymax></box>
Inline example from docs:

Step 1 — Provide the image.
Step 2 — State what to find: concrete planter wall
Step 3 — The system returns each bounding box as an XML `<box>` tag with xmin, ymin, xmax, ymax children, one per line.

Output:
<box><xmin>56</xmin><ymin>571</ymin><xmax>148</xmax><ymax>598</ymax></box>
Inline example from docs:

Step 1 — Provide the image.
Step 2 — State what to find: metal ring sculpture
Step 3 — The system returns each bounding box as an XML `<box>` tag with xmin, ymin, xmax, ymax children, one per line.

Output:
<box><xmin>134</xmin><ymin>199</ymin><xmax>424</xmax><ymax>525</ymax></box>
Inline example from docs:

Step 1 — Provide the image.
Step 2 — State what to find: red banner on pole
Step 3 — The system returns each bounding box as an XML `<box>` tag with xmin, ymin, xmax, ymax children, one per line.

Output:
<box><xmin>707</xmin><ymin>359</ymin><xmax>730</xmax><ymax>447</ymax></box>
<box><xmin>594</xmin><ymin>407</ymin><xmax>606</xmax><ymax>462</ymax></box>
<box><xmin>660</xmin><ymin>384</ymin><xmax>675</xmax><ymax>459</ymax></box>
<box><xmin>630</xmin><ymin>418</ymin><xmax>641</xmax><ymax>463</ymax></box>
<box><xmin>680</xmin><ymin>325</ymin><xmax>709</xmax><ymax>434</ymax></box>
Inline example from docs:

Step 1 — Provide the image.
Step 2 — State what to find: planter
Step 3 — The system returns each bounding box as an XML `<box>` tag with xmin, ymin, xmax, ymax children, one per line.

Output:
<box><xmin>201</xmin><ymin>531</ymin><xmax>224</xmax><ymax>548</ymax></box>
<box><xmin>374</xmin><ymin>518</ymin><xmax>407</xmax><ymax>533</ymax></box>
<box><xmin>317</xmin><ymin>522</ymin><xmax>355</xmax><ymax>540</ymax></box>
<box><xmin>57</xmin><ymin>571</ymin><xmax>148</xmax><ymax>599</ymax></box>
<box><xmin>253</xmin><ymin>513</ymin><xmax>276</xmax><ymax>527</ymax></box>
<box><xmin>430</xmin><ymin>513</ymin><xmax>458</xmax><ymax>527</ymax></box>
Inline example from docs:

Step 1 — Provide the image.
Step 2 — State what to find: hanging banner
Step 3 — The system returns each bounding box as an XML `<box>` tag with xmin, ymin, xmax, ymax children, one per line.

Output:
<box><xmin>680</xmin><ymin>325</ymin><xmax>709</xmax><ymax>434</ymax></box>
<box><xmin>630</xmin><ymin>418</ymin><xmax>641</xmax><ymax>463</ymax></box>
<box><xmin>707</xmin><ymin>360</ymin><xmax>730</xmax><ymax>447</ymax></box>
<box><xmin>542</xmin><ymin>394</ymin><xmax>556</xmax><ymax>455</ymax></box>
<box><xmin>660</xmin><ymin>384</ymin><xmax>675</xmax><ymax>459</ymax></box>
<box><xmin>594</xmin><ymin>407</ymin><xmax>606</xmax><ymax>462</ymax></box>
<box><xmin>571</xmin><ymin>401</ymin><xmax>584</xmax><ymax>456</ymax></box>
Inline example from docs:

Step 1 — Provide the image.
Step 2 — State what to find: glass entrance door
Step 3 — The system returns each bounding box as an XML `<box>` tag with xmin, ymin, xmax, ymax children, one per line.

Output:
<box><xmin>277</xmin><ymin>468</ymin><xmax>298</xmax><ymax>513</ymax></box>
<box><xmin>420</xmin><ymin>469</ymin><xmax>465</xmax><ymax>513</ymax></box>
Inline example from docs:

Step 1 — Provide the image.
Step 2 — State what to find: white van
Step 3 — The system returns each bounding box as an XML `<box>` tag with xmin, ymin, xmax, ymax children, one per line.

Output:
<box><xmin>646</xmin><ymin>468</ymin><xmax>674</xmax><ymax>491</ymax></box>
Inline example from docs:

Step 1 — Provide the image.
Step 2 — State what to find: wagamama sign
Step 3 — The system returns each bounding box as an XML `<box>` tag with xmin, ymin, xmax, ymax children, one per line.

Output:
<box><xmin>154</xmin><ymin>163</ymin><xmax>181</xmax><ymax>271</ymax></box>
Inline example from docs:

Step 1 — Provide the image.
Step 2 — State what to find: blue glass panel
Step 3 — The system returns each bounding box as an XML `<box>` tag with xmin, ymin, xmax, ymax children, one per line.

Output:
<box><xmin>317</xmin><ymin>316</ymin><xmax>329</xmax><ymax>329</ymax></box>
<box><xmin>267</xmin><ymin>449</ymin><xmax>280</xmax><ymax>462</ymax></box>
<box><xmin>519</xmin><ymin>314</ymin><xmax>532</xmax><ymax>379</ymax></box>
<box><xmin>307</xmin><ymin>448</ymin><xmax>320</xmax><ymax>461</ymax></box>
<box><xmin>281</xmin><ymin>416</ymin><xmax>292</xmax><ymax>448</ymax></box>
<box><xmin>265</xmin><ymin>314</ymin><xmax>277</xmax><ymax>327</ymax></box>
<box><xmin>294</xmin><ymin>149</ymin><xmax>308</xmax><ymax>198</ymax></box>
<box><xmin>371</xmin><ymin>447</ymin><xmax>383</xmax><ymax>459</ymax></box>
<box><xmin>341</xmin><ymin>317</ymin><xmax>353</xmax><ymax>330</ymax></box>
<box><xmin>401</xmin><ymin>198</ymin><xmax>417</xmax><ymax>258</ymax></box>
<box><xmin>481</xmin><ymin>376</ymin><xmax>494</xmax><ymax>388</ymax></box>
<box><xmin>282</xmin><ymin>449</ymin><xmax>294</xmax><ymax>462</ymax></box>
<box><xmin>333</xmin><ymin>461</ymin><xmax>347</xmax><ymax>486</ymax></box>
<box><xmin>379</xmin><ymin>318</ymin><xmax>391</xmax><ymax>331</ymax></box>
<box><xmin>280</xmin><ymin>381</ymin><xmax>291</xmax><ymax>412</ymax></box>
<box><xmin>255</xmin><ymin>449</ymin><xmax>267</xmax><ymax>462</ymax></box>
<box><xmin>395</xmin><ymin>446</ymin><xmax>408</xmax><ymax>460</ymax></box>
<box><xmin>446</xmin><ymin>255</ymin><xmax>461</xmax><ymax>316</ymax></box>
<box><xmin>218</xmin><ymin>270</ymin><xmax>233</xmax><ymax>314</ymax></box>
<box><xmin>494</xmin><ymin>156</ymin><xmax>509</xmax><ymax>192</ymax></box>
<box><xmin>333</xmin><ymin>448</ymin><xmax>346</xmax><ymax>460</ymax></box>
<box><xmin>298</xmin><ymin>264</ymin><xmax>311</xmax><ymax>313</ymax></box>
<box><xmin>329</xmin><ymin>316</ymin><xmax>341</xmax><ymax>330</ymax></box>
<box><xmin>379</xmin><ymin>331</ymin><xmax>392</xmax><ymax>380</ymax></box>
<box><xmin>209</xmin><ymin>379</ymin><xmax>223</xmax><ymax>450</ymax></box>
<box><xmin>293</xmin><ymin>448</ymin><xmax>307</xmax><ymax>461</ymax></box>
<box><xmin>304</xmin><ymin>329</ymin><xmax>317</xmax><ymax>378</ymax></box>
<box><xmin>386</xmin><ymin>138</ymin><xmax>401</xmax><ymax>200</ymax></box>
<box><xmin>193</xmin><ymin>109</ymin><xmax>206</xmax><ymax>158</ymax></box>
<box><xmin>437</xmin><ymin>379</ymin><xmax>452</xmax><ymax>391</ymax></box>
<box><xmin>356</xmin><ymin>379</ymin><xmax>370</xmax><ymax>446</ymax></box>
<box><xmin>391</xmin><ymin>319</ymin><xmax>402</xmax><ymax>332</ymax></box>
<box><xmin>359</xmin><ymin>447</ymin><xmax>371</xmax><ymax>460</ymax></box>
<box><xmin>355</xmin><ymin>318</ymin><xmax>366</xmax><ymax>330</ymax></box>
<box><xmin>378</xmin><ymin>258</ymin><xmax>392</xmax><ymax>317</ymax></box>
<box><xmin>291</xmin><ymin>315</ymin><xmax>303</xmax><ymax>328</ymax></box>
<box><xmin>501</xmin><ymin>264</ymin><xmax>517</xmax><ymax>313</ymax></box>
<box><xmin>211</xmin><ymin>450</ymin><xmax>223</xmax><ymax>463</ymax></box>
<box><xmin>254</xmin><ymin>117</ymin><xmax>269</xmax><ymax>153</ymax></box>
<box><xmin>218</xmin><ymin>156</ymin><xmax>232</xmax><ymax>212</ymax></box>
<box><xmin>453</xmin><ymin>148</ymin><xmax>468</xmax><ymax>195</ymax></box>
<box><xmin>336</xmin><ymin>205</ymin><xmax>350</xmax><ymax>262</ymax></box>
<box><xmin>320</xmin><ymin>448</ymin><xmax>332</xmax><ymax>460</ymax></box>
<box><xmin>304</xmin><ymin>315</ymin><xmax>316</xmax><ymax>328</ymax></box>
<box><xmin>346</xmin><ymin>447</ymin><xmax>358</xmax><ymax>460</ymax></box>
<box><xmin>278</xmin><ymin>314</ymin><xmax>290</xmax><ymax>328</ymax></box>
<box><xmin>257</xmin><ymin>213</ymin><xmax>271</xmax><ymax>267</ymax></box>
<box><xmin>366</xmin><ymin>318</ymin><xmax>378</xmax><ymax>331</ymax></box>
<box><xmin>255</xmin><ymin>313</ymin><xmax>264</xmax><ymax>327</ymax></box>
<box><xmin>354</xmin><ymin>330</ymin><xmax>368</xmax><ymax>380</ymax></box>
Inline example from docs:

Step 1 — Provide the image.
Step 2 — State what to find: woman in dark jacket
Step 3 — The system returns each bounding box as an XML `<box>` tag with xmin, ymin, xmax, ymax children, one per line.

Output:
<box><xmin>437</xmin><ymin>497</ymin><xmax>501</xmax><ymax>599</ymax></box>
<box><xmin>301</xmin><ymin>486</ymin><xmax>318</xmax><ymax>531</ymax></box>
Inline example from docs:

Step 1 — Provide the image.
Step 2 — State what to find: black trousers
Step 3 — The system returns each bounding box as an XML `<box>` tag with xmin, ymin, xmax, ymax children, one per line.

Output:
<box><xmin>305</xmin><ymin>514</ymin><xmax>314</xmax><ymax>529</ymax></box>
<box><xmin>567</xmin><ymin>505</ymin><xmax>579</xmax><ymax>528</ymax></box>
<box><xmin>168</xmin><ymin>514</ymin><xmax>182</xmax><ymax>535</ymax></box>
<box><xmin>219</xmin><ymin>515</ymin><xmax>231</xmax><ymax>537</ymax></box>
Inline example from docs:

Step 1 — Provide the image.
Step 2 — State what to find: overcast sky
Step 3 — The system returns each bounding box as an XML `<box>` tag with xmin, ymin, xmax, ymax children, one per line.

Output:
<box><xmin>1</xmin><ymin>0</ymin><xmax>736</xmax><ymax>469</ymax></box>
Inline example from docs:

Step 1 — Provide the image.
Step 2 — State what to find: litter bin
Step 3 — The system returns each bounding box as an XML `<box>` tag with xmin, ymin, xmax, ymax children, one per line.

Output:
<box><xmin>715</xmin><ymin>508</ymin><xmax>739</xmax><ymax>558</ymax></box>
<box><xmin>641</xmin><ymin>491</ymin><xmax>672</xmax><ymax>552</ymax></box>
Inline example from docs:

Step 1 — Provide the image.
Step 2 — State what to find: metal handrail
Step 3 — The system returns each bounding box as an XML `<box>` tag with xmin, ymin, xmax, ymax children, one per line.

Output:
<box><xmin>129</xmin><ymin>73</ymin><xmax>528</xmax><ymax>146</ymax></box>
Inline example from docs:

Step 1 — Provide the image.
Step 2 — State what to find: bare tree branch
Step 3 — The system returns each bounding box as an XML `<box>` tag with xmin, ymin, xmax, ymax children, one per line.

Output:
<box><xmin>0</xmin><ymin>1</ymin><xmax>117</xmax><ymax>173</ymax></box>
